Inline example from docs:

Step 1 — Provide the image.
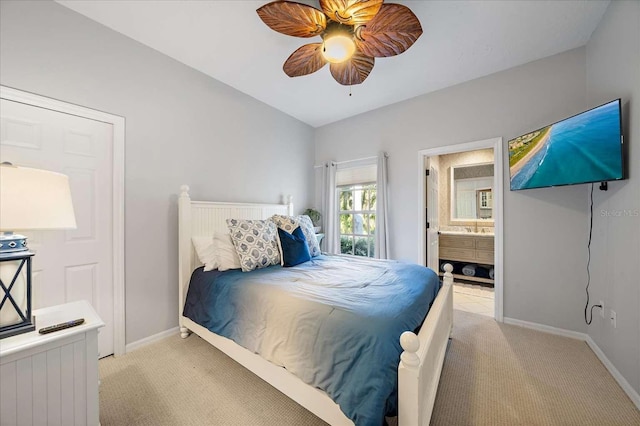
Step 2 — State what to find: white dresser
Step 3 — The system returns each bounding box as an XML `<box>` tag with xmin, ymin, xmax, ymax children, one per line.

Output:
<box><xmin>0</xmin><ymin>300</ymin><xmax>104</xmax><ymax>426</ymax></box>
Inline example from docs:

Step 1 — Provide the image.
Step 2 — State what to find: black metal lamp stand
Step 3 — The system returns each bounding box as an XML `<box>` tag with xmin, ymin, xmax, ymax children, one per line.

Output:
<box><xmin>0</xmin><ymin>251</ymin><xmax>35</xmax><ymax>339</ymax></box>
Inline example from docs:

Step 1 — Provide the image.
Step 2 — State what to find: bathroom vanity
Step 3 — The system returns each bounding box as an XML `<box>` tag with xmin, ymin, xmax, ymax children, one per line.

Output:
<box><xmin>439</xmin><ymin>232</ymin><xmax>494</xmax><ymax>284</ymax></box>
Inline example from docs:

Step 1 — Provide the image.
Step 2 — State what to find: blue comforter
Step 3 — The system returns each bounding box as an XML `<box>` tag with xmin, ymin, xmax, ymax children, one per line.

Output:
<box><xmin>183</xmin><ymin>254</ymin><xmax>440</xmax><ymax>426</ymax></box>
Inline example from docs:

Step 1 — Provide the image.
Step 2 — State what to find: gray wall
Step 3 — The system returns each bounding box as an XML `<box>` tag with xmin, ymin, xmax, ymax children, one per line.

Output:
<box><xmin>0</xmin><ymin>0</ymin><xmax>315</xmax><ymax>345</ymax></box>
<box><xmin>4</xmin><ymin>1</ymin><xmax>636</xmax><ymax>397</ymax></box>
<box><xmin>315</xmin><ymin>48</ymin><xmax>590</xmax><ymax>332</ymax></box>
<box><xmin>586</xmin><ymin>1</ymin><xmax>640</xmax><ymax>396</ymax></box>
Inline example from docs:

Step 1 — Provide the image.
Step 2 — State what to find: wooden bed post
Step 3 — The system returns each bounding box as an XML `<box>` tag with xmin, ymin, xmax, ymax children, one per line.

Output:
<box><xmin>442</xmin><ymin>263</ymin><xmax>454</xmax><ymax>336</ymax></box>
<box><xmin>286</xmin><ymin>195</ymin><xmax>294</xmax><ymax>216</ymax></box>
<box><xmin>442</xmin><ymin>262</ymin><xmax>454</xmax><ymax>287</ymax></box>
<box><xmin>398</xmin><ymin>263</ymin><xmax>454</xmax><ymax>426</ymax></box>
<box><xmin>178</xmin><ymin>185</ymin><xmax>192</xmax><ymax>338</ymax></box>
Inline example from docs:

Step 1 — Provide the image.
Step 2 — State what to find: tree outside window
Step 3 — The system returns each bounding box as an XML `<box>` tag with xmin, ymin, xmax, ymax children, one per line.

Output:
<box><xmin>339</xmin><ymin>183</ymin><xmax>376</xmax><ymax>257</ymax></box>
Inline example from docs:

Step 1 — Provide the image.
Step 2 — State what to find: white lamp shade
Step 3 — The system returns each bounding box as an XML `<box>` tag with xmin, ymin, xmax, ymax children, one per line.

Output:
<box><xmin>0</xmin><ymin>164</ymin><xmax>77</xmax><ymax>230</ymax></box>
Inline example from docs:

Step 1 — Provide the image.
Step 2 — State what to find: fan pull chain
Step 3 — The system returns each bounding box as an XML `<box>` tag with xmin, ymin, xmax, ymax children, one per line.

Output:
<box><xmin>349</xmin><ymin>86</ymin><xmax>352</xmax><ymax>97</ymax></box>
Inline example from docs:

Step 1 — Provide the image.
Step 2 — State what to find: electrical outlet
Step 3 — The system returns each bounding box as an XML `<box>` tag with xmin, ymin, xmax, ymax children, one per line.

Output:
<box><xmin>599</xmin><ymin>301</ymin><xmax>605</xmax><ymax>318</ymax></box>
<box><xmin>610</xmin><ymin>310</ymin><xmax>617</xmax><ymax>328</ymax></box>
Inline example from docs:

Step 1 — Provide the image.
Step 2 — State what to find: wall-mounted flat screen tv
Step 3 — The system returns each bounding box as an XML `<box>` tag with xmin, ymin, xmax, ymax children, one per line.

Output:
<box><xmin>509</xmin><ymin>99</ymin><xmax>623</xmax><ymax>191</ymax></box>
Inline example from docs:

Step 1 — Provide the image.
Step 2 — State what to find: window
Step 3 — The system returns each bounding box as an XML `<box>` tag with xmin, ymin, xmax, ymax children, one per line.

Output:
<box><xmin>339</xmin><ymin>183</ymin><xmax>376</xmax><ymax>257</ymax></box>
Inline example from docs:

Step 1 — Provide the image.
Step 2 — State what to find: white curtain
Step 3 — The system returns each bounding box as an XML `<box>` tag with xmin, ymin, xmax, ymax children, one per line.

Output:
<box><xmin>321</xmin><ymin>161</ymin><xmax>339</xmax><ymax>254</ymax></box>
<box><xmin>375</xmin><ymin>152</ymin><xmax>390</xmax><ymax>259</ymax></box>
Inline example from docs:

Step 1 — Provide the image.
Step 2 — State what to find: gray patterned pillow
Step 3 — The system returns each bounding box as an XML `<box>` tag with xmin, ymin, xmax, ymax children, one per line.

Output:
<box><xmin>226</xmin><ymin>219</ymin><xmax>280</xmax><ymax>272</ymax></box>
<box><xmin>271</xmin><ymin>214</ymin><xmax>321</xmax><ymax>257</ymax></box>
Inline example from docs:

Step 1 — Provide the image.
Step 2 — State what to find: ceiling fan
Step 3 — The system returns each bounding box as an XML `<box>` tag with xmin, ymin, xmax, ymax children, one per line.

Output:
<box><xmin>257</xmin><ymin>0</ymin><xmax>423</xmax><ymax>86</ymax></box>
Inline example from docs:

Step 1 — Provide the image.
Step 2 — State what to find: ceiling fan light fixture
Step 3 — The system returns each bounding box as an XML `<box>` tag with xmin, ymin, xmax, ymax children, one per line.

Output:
<box><xmin>322</xmin><ymin>34</ymin><xmax>355</xmax><ymax>64</ymax></box>
<box><xmin>257</xmin><ymin>0</ymin><xmax>423</xmax><ymax>85</ymax></box>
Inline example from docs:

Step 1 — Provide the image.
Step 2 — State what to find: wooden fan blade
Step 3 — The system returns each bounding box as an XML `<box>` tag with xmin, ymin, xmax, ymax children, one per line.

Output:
<box><xmin>354</xmin><ymin>3</ymin><xmax>423</xmax><ymax>58</ymax></box>
<box><xmin>257</xmin><ymin>1</ymin><xmax>326</xmax><ymax>38</ymax></box>
<box><xmin>330</xmin><ymin>51</ymin><xmax>375</xmax><ymax>85</ymax></box>
<box><xmin>283</xmin><ymin>43</ymin><xmax>328</xmax><ymax>77</ymax></box>
<box><xmin>320</xmin><ymin>0</ymin><xmax>383</xmax><ymax>26</ymax></box>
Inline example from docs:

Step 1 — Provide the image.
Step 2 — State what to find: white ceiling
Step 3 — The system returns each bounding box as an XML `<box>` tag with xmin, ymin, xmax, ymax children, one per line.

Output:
<box><xmin>56</xmin><ymin>0</ymin><xmax>610</xmax><ymax>128</ymax></box>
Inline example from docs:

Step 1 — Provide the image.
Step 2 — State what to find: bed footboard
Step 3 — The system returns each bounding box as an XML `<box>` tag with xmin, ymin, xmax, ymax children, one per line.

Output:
<box><xmin>398</xmin><ymin>263</ymin><xmax>454</xmax><ymax>426</ymax></box>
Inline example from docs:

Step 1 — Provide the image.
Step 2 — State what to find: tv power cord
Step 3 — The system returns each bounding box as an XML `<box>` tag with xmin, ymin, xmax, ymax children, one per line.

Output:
<box><xmin>585</xmin><ymin>183</ymin><xmax>603</xmax><ymax>325</ymax></box>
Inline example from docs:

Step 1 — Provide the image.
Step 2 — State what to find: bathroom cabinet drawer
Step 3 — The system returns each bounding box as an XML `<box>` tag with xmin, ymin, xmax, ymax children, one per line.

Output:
<box><xmin>476</xmin><ymin>250</ymin><xmax>494</xmax><ymax>263</ymax></box>
<box><xmin>439</xmin><ymin>235</ymin><xmax>475</xmax><ymax>249</ymax></box>
<box><xmin>439</xmin><ymin>247</ymin><xmax>476</xmax><ymax>263</ymax></box>
<box><xmin>476</xmin><ymin>238</ymin><xmax>494</xmax><ymax>250</ymax></box>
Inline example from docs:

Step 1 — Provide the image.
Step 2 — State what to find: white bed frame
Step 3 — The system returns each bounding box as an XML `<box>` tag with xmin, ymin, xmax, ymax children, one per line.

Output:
<box><xmin>177</xmin><ymin>185</ymin><xmax>453</xmax><ymax>426</ymax></box>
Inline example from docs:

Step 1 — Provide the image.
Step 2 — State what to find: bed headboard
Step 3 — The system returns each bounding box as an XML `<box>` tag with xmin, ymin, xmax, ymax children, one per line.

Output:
<box><xmin>177</xmin><ymin>185</ymin><xmax>293</xmax><ymax>325</ymax></box>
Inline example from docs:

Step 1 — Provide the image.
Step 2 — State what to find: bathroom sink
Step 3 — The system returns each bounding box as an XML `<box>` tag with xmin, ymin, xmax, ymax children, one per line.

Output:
<box><xmin>439</xmin><ymin>230</ymin><xmax>494</xmax><ymax>236</ymax></box>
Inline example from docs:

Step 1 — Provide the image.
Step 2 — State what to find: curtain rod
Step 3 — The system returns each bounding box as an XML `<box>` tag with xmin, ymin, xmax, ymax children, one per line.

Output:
<box><xmin>314</xmin><ymin>154</ymin><xmax>383</xmax><ymax>169</ymax></box>
<box><xmin>337</xmin><ymin>155</ymin><xmax>378</xmax><ymax>165</ymax></box>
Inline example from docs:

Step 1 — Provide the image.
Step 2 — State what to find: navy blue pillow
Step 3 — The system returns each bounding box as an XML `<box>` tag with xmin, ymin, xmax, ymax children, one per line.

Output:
<box><xmin>278</xmin><ymin>226</ymin><xmax>311</xmax><ymax>267</ymax></box>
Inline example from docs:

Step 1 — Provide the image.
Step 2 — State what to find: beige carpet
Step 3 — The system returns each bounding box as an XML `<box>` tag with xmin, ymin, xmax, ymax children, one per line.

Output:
<box><xmin>99</xmin><ymin>311</ymin><xmax>640</xmax><ymax>425</ymax></box>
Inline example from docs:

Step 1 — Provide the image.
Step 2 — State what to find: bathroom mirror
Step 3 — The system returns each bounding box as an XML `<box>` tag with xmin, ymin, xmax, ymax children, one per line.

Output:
<box><xmin>451</xmin><ymin>163</ymin><xmax>494</xmax><ymax>221</ymax></box>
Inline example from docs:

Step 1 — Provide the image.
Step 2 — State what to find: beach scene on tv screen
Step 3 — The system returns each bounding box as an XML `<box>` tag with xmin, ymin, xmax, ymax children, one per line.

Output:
<box><xmin>509</xmin><ymin>100</ymin><xmax>622</xmax><ymax>190</ymax></box>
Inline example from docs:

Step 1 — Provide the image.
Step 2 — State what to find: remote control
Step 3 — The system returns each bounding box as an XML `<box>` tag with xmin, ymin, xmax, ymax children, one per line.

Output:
<box><xmin>39</xmin><ymin>318</ymin><xmax>85</xmax><ymax>334</ymax></box>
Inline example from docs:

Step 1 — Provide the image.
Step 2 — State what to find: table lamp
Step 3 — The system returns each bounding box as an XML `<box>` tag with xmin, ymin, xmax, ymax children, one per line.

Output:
<box><xmin>0</xmin><ymin>162</ymin><xmax>77</xmax><ymax>338</ymax></box>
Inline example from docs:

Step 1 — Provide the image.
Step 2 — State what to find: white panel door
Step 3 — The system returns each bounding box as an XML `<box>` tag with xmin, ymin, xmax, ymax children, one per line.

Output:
<box><xmin>425</xmin><ymin>158</ymin><xmax>440</xmax><ymax>272</ymax></box>
<box><xmin>0</xmin><ymin>99</ymin><xmax>114</xmax><ymax>357</ymax></box>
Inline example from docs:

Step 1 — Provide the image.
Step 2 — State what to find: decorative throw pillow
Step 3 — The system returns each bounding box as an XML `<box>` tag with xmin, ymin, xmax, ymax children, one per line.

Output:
<box><xmin>226</xmin><ymin>219</ymin><xmax>280</xmax><ymax>272</ymax></box>
<box><xmin>277</xmin><ymin>226</ymin><xmax>311</xmax><ymax>267</ymax></box>
<box><xmin>213</xmin><ymin>232</ymin><xmax>242</xmax><ymax>271</ymax></box>
<box><xmin>271</xmin><ymin>214</ymin><xmax>321</xmax><ymax>257</ymax></box>
<box><xmin>192</xmin><ymin>236</ymin><xmax>218</xmax><ymax>272</ymax></box>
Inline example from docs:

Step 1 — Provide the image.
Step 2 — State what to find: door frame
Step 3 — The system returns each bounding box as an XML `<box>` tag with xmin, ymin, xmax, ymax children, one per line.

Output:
<box><xmin>1</xmin><ymin>85</ymin><xmax>126</xmax><ymax>355</ymax></box>
<box><xmin>418</xmin><ymin>137</ymin><xmax>504</xmax><ymax>321</ymax></box>
<box><xmin>424</xmin><ymin>156</ymin><xmax>440</xmax><ymax>272</ymax></box>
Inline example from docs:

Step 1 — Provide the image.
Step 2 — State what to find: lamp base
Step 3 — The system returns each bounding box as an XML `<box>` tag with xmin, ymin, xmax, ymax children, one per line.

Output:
<box><xmin>0</xmin><ymin>232</ymin><xmax>28</xmax><ymax>254</ymax></box>
<box><xmin>0</xmin><ymin>316</ymin><xmax>35</xmax><ymax>339</ymax></box>
<box><xmin>0</xmin><ymin>251</ymin><xmax>35</xmax><ymax>339</ymax></box>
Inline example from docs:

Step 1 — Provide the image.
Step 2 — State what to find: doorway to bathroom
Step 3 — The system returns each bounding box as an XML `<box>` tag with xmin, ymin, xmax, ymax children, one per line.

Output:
<box><xmin>419</xmin><ymin>138</ymin><xmax>504</xmax><ymax>321</ymax></box>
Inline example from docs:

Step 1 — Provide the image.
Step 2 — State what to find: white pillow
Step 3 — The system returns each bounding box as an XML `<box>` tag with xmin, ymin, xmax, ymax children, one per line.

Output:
<box><xmin>213</xmin><ymin>232</ymin><xmax>242</xmax><ymax>271</ymax></box>
<box><xmin>191</xmin><ymin>236</ymin><xmax>218</xmax><ymax>272</ymax></box>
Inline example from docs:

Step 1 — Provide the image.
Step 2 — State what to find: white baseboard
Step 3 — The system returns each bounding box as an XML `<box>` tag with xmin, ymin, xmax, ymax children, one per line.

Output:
<box><xmin>125</xmin><ymin>326</ymin><xmax>179</xmax><ymax>353</ymax></box>
<box><xmin>586</xmin><ymin>336</ymin><xmax>640</xmax><ymax>410</ymax></box>
<box><xmin>503</xmin><ymin>316</ymin><xmax>640</xmax><ymax>411</ymax></box>
<box><xmin>503</xmin><ymin>317</ymin><xmax>588</xmax><ymax>340</ymax></box>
